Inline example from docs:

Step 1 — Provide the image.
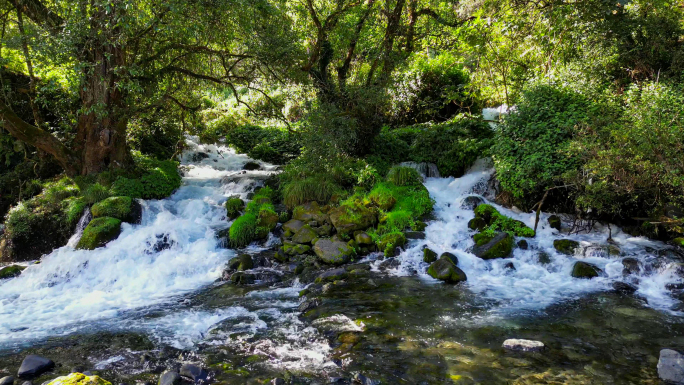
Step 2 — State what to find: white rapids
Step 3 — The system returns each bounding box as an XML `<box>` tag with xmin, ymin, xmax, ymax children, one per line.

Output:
<box><xmin>381</xmin><ymin>158</ymin><xmax>684</xmax><ymax>313</ymax></box>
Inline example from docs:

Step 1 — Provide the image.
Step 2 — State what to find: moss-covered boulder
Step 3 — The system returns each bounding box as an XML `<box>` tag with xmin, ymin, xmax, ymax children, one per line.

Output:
<box><xmin>225</xmin><ymin>197</ymin><xmax>245</xmax><ymax>220</ymax></box>
<box><xmin>229</xmin><ymin>213</ymin><xmax>257</xmax><ymax>248</ymax></box>
<box><xmin>554</xmin><ymin>239</ymin><xmax>580</xmax><ymax>255</ymax></box>
<box><xmin>423</xmin><ymin>248</ymin><xmax>438</xmax><ymax>263</ymax></box>
<box><xmin>440</xmin><ymin>252</ymin><xmax>459</xmax><ymax>265</ymax></box>
<box><xmin>282</xmin><ymin>219</ymin><xmax>305</xmax><ymax>237</ymax></box>
<box><xmin>473</xmin><ymin>204</ymin><xmax>535</xmax><ymax>237</ymax></box>
<box><xmin>329</xmin><ymin>203</ymin><xmax>377</xmax><ymax>236</ymax></box>
<box><xmin>674</xmin><ymin>238</ymin><xmax>684</xmax><ymax>248</ymax></box>
<box><xmin>548</xmin><ymin>215</ymin><xmax>562</xmax><ymax>231</ymax></box>
<box><xmin>468</xmin><ymin>217</ymin><xmax>487</xmax><ymax>231</ymax></box>
<box><xmin>0</xmin><ymin>264</ymin><xmax>25</xmax><ymax>279</ymax></box>
<box><xmin>315</xmin><ymin>268</ymin><xmax>348</xmax><ymax>283</ymax></box>
<box><xmin>292</xmin><ymin>225</ymin><xmax>318</xmax><ymax>244</ymax></box>
<box><xmin>283</xmin><ymin>241</ymin><xmax>311</xmax><ymax>256</ymax></box>
<box><xmin>46</xmin><ymin>373</ymin><xmax>111</xmax><ymax>385</ymax></box>
<box><xmin>91</xmin><ymin>196</ymin><xmax>141</xmax><ymax>224</ymax></box>
<box><xmin>76</xmin><ymin>217</ymin><xmax>122</xmax><ymax>250</ymax></box>
<box><xmin>314</xmin><ymin>239</ymin><xmax>355</xmax><ymax>265</ymax></box>
<box><xmin>427</xmin><ymin>259</ymin><xmax>467</xmax><ymax>283</ymax></box>
<box><xmin>354</xmin><ymin>231</ymin><xmax>373</xmax><ymax>246</ymax></box>
<box><xmin>293</xmin><ymin>202</ymin><xmax>329</xmax><ymax>223</ymax></box>
<box><xmin>377</xmin><ymin>232</ymin><xmax>407</xmax><ymax>257</ymax></box>
<box><xmin>472</xmin><ymin>232</ymin><xmax>513</xmax><ymax>260</ymax></box>
<box><xmin>571</xmin><ymin>261</ymin><xmax>602</xmax><ymax>279</ymax></box>
<box><xmin>228</xmin><ymin>254</ymin><xmax>253</xmax><ymax>271</ymax></box>
<box><xmin>256</xmin><ymin>209</ymin><xmax>279</xmax><ymax>231</ymax></box>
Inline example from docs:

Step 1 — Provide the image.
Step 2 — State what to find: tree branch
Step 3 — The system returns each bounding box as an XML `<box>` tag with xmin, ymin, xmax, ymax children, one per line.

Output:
<box><xmin>9</xmin><ymin>0</ymin><xmax>63</xmax><ymax>34</ymax></box>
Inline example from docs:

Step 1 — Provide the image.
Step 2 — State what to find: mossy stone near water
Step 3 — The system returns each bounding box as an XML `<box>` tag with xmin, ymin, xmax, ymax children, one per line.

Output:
<box><xmin>571</xmin><ymin>261</ymin><xmax>602</xmax><ymax>279</ymax></box>
<box><xmin>354</xmin><ymin>231</ymin><xmax>373</xmax><ymax>246</ymax></box>
<box><xmin>427</xmin><ymin>258</ymin><xmax>467</xmax><ymax>283</ymax></box>
<box><xmin>293</xmin><ymin>202</ymin><xmax>329</xmax><ymax>223</ymax></box>
<box><xmin>440</xmin><ymin>252</ymin><xmax>459</xmax><ymax>265</ymax></box>
<box><xmin>292</xmin><ymin>225</ymin><xmax>317</xmax><ymax>244</ymax></box>
<box><xmin>225</xmin><ymin>197</ymin><xmax>245</xmax><ymax>220</ymax></box>
<box><xmin>76</xmin><ymin>217</ymin><xmax>122</xmax><ymax>250</ymax></box>
<box><xmin>228</xmin><ymin>254</ymin><xmax>253</xmax><ymax>271</ymax></box>
<box><xmin>377</xmin><ymin>232</ymin><xmax>407</xmax><ymax>253</ymax></box>
<box><xmin>91</xmin><ymin>196</ymin><xmax>140</xmax><ymax>223</ymax></box>
<box><xmin>314</xmin><ymin>239</ymin><xmax>355</xmax><ymax>265</ymax></box>
<box><xmin>472</xmin><ymin>232</ymin><xmax>513</xmax><ymax>260</ymax></box>
<box><xmin>554</xmin><ymin>239</ymin><xmax>580</xmax><ymax>255</ymax></box>
<box><xmin>468</xmin><ymin>217</ymin><xmax>486</xmax><ymax>231</ymax></box>
<box><xmin>47</xmin><ymin>373</ymin><xmax>111</xmax><ymax>385</ymax></box>
<box><xmin>423</xmin><ymin>248</ymin><xmax>438</xmax><ymax>263</ymax></box>
<box><xmin>548</xmin><ymin>215</ymin><xmax>562</xmax><ymax>231</ymax></box>
<box><xmin>329</xmin><ymin>202</ymin><xmax>377</xmax><ymax>235</ymax></box>
<box><xmin>283</xmin><ymin>241</ymin><xmax>311</xmax><ymax>256</ymax></box>
<box><xmin>0</xmin><ymin>264</ymin><xmax>25</xmax><ymax>279</ymax></box>
<box><xmin>674</xmin><ymin>238</ymin><xmax>684</xmax><ymax>247</ymax></box>
<box><xmin>473</xmin><ymin>204</ymin><xmax>535</xmax><ymax>237</ymax></box>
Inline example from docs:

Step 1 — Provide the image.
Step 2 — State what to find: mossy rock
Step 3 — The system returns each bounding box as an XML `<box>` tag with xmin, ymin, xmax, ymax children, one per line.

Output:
<box><xmin>228</xmin><ymin>254</ymin><xmax>253</xmax><ymax>271</ymax></box>
<box><xmin>315</xmin><ymin>268</ymin><xmax>348</xmax><ymax>283</ymax></box>
<box><xmin>256</xmin><ymin>209</ymin><xmax>278</xmax><ymax>231</ymax></box>
<box><xmin>473</xmin><ymin>204</ymin><xmax>535</xmax><ymax>237</ymax></box>
<box><xmin>472</xmin><ymin>232</ymin><xmax>513</xmax><ymax>260</ymax></box>
<box><xmin>283</xmin><ymin>241</ymin><xmax>311</xmax><ymax>256</ymax></box>
<box><xmin>554</xmin><ymin>239</ymin><xmax>580</xmax><ymax>255</ymax></box>
<box><xmin>313</xmin><ymin>239</ymin><xmax>355</xmax><ymax>265</ymax></box>
<box><xmin>0</xmin><ymin>264</ymin><xmax>25</xmax><ymax>279</ymax></box>
<box><xmin>292</xmin><ymin>225</ymin><xmax>318</xmax><ymax>244</ymax></box>
<box><xmin>548</xmin><ymin>215</ymin><xmax>562</xmax><ymax>231</ymax></box>
<box><xmin>230</xmin><ymin>272</ymin><xmax>256</xmax><ymax>285</ymax></box>
<box><xmin>282</xmin><ymin>219</ymin><xmax>305</xmax><ymax>237</ymax></box>
<box><xmin>468</xmin><ymin>217</ymin><xmax>487</xmax><ymax>231</ymax></box>
<box><xmin>571</xmin><ymin>261</ymin><xmax>602</xmax><ymax>279</ymax></box>
<box><xmin>91</xmin><ymin>196</ymin><xmax>141</xmax><ymax>224</ymax></box>
<box><xmin>473</xmin><ymin>232</ymin><xmax>495</xmax><ymax>246</ymax></box>
<box><xmin>76</xmin><ymin>217</ymin><xmax>122</xmax><ymax>250</ymax></box>
<box><xmin>293</xmin><ymin>202</ymin><xmax>329</xmax><ymax>223</ymax></box>
<box><xmin>427</xmin><ymin>259</ymin><xmax>467</xmax><ymax>283</ymax></box>
<box><xmin>46</xmin><ymin>373</ymin><xmax>111</xmax><ymax>385</ymax></box>
<box><xmin>225</xmin><ymin>197</ymin><xmax>245</xmax><ymax>220</ymax></box>
<box><xmin>673</xmin><ymin>238</ymin><xmax>684</xmax><ymax>248</ymax></box>
<box><xmin>423</xmin><ymin>248</ymin><xmax>438</xmax><ymax>263</ymax></box>
<box><xmin>440</xmin><ymin>252</ymin><xmax>459</xmax><ymax>266</ymax></box>
<box><xmin>353</xmin><ymin>231</ymin><xmax>373</xmax><ymax>246</ymax></box>
<box><xmin>377</xmin><ymin>232</ymin><xmax>407</xmax><ymax>252</ymax></box>
<box><xmin>229</xmin><ymin>214</ymin><xmax>257</xmax><ymax>248</ymax></box>
<box><xmin>537</xmin><ymin>252</ymin><xmax>551</xmax><ymax>265</ymax></box>
<box><xmin>329</xmin><ymin>203</ymin><xmax>377</xmax><ymax>235</ymax></box>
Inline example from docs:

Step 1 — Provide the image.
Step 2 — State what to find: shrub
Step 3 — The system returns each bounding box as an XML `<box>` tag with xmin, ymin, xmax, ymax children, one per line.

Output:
<box><xmin>225</xmin><ymin>197</ymin><xmax>245</xmax><ymax>219</ymax></box>
<box><xmin>110</xmin><ymin>154</ymin><xmax>181</xmax><ymax>200</ymax></box>
<box><xmin>82</xmin><ymin>183</ymin><xmax>111</xmax><ymax>205</ymax></box>
<box><xmin>229</xmin><ymin>213</ymin><xmax>257</xmax><ymax>248</ymax></box>
<box><xmin>281</xmin><ymin>175</ymin><xmax>343</xmax><ymax>208</ymax></box>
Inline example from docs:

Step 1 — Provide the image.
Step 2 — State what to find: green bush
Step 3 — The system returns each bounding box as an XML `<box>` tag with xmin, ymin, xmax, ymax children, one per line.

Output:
<box><xmin>229</xmin><ymin>213</ymin><xmax>257</xmax><ymax>248</ymax></box>
<box><xmin>492</xmin><ymin>83</ymin><xmax>591</xmax><ymax>206</ymax></box>
<box><xmin>110</xmin><ymin>154</ymin><xmax>181</xmax><ymax>200</ymax></box>
<box><xmin>225</xmin><ymin>197</ymin><xmax>245</xmax><ymax>219</ymax></box>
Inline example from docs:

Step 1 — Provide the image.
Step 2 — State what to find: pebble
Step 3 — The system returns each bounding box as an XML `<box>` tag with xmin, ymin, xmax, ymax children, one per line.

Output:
<box><xmin>658</xmin><ymin>349</ymin><xmax>684</xmax><ymax>384</ymax></box>
<box><xmin>502</xmin><ymin>339</ymin><xmax>544</xmax><ymax>352</ymax></box>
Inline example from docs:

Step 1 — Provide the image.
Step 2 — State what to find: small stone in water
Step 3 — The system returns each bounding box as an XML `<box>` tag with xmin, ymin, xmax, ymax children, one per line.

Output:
<box><xmin>17</xmin><ymin>355</ymin><xmax>55</xmax><ymax>379</ymax></box>
<box><xmin>158</xmin><ymin>371</ymin><xmax>181</xmax><ymax>385</ymax></box>
<box><xmin>353</xmin><ymin>373</ymin><xmax>380</xmax><ymax>385</ymax></box>
<box><xmin>0</xmin><ymin>376</ymin><xmax>15</xmax><ymax>385</ymax></box>
<box><xmin>502</xmin><ymin>339</ymin><xmax>544</xmax><ymax>352</ymax></box>
<box><xmin>180</xmin><ymin>364</ymin><xmax>207</xmax><ymax>383</ymax></box>
<box><xmin>658</xmin><ymin>349</ymin><xmax>684</xmax><ymax>384</ymax></box>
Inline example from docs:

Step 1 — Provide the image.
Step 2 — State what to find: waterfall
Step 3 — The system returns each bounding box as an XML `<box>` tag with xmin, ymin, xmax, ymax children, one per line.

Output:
<box><xmin>66</xmin><ymin>207</ymin><xmax>92</xmax><ymax>248</ymax></box>
<box><xmin>398</xmin><ymin>161</ymin><xmax>441</xmax><ymax>178</ymax></box>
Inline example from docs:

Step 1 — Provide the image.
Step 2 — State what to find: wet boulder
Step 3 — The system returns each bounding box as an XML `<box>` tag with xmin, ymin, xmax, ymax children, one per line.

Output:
<box><xmin>76</xmin><ymin>217</ymin><xmax>122</xmax><ymax>250</ymax></box>
<box><xmin>440</xmin><ymin>252</ymin><xmax>459</xmax><ymax>266</ymax></box>
<box><xmin>224</xmin><ymin>197</ymin><xmax>245</xmax><ymax>220</ymax></box>
<box><xmin>180</xmin><ymin>364</ymin><xmax>208</xmax><ymax>383</ymax></box>
<box><xmin>243</xmin><ymin>161</ymin><xmax>261</xmax><ymax>170</ymax></box>
<box><xmin>91</xmin><ymin>196</ymin><xmax>142</xmax><ymax>224</ymax></box>
<box><xmin>553</xmin><ymin>239</ymin><xmax>579</xmax><ymax>255</ymax></box>
<box><xmin>461</xmin><ymin>196</ymin><xmax>485</xmax><ymax>210</ymax></box>
<box><xmin>473</xmin><ymin>232</ymin><xmax>514</xmax><ymax>260</ymax></box>
<box><xmin>468</xmin><ymin>217</ymin><xmax>487</xmax><ymax>231</ymax></box>
<box><xmin>17</xmin><ymin>355</ymin><xmax>54</xmax><ymax>378</ymax></box>
<box><xmin>0</xmin><ymin>377</ymin><xmax>14</xmax><ymax>385</ymax></box>
<box><xmin>376</xmin><ymin>232</ymin><xmax>407</xmax><ymax>255</ymax></box>
<box><xmin>423</xmin><ymin>248</ymin><xmax>438</xmax><ymax>263</ymax></box>
<box><xmin>571</xmin><ymin>261</ymin><xmax>602</xmax><ymax>279</ymax></box>
<box><xmin>612</xmin><ymin>281</ymin><xmax>638</xmax><ymax>295</ymax></box>
<box><xmin>537</xmin><ymin>252</ymin><xmax>551</xmax><ymax>265</ymax></box>
<box><xmin>427</xmin><ymin>258</ymin><xmax>467</xmax><ymax>283</ymax></box>
<box><xmin>292</xmin><ymin>225</ymin><xmax>318</xmax><ymax>244</ymax></box>
<box><xmin>658</xmin><ymin>349</ymin><xmax>684</xmax><ymax>384</ymax></box>
<box><xmin>353</xmin><ymin>231</ymin><xmax>373</xmax><ymax>246</ymax></box>
<box><xmin>230</xmin><ymin>272</ymin><xmax>256</xmax><ymax>285</ymax></box>
<box><xmin>282</xmin><ymin>219</ymin><xmax>305</xmax><ymax>236</ymax></box>
<box><xmin>404</xmin><ymin>231</ymin><xmax>425</xmax><ymax>240</ymax></box>
<box><xmin>314</xmin><ymin>239</ymin><xmax>355</xmax><ymax>265</ymax></box>
<box><xmin>548</xmin><ymin>215</ymin><xmax>561</xmax><ymax>231</ymax></box>
<box><xmin>517</xmin><ymin>240</ymin><xmax>528</xmax><ymax>250</ymax></box>
<box><xmin>329</xmin><ymin>204</ymin><xmax>377</xmax><ymax>236</ymax></box>
<box><xmin>228</xmin><ymin>254</ymin><xmax>253</xmax><ymax>271</ymax></box>
<box><xmin>378</xmin><ymin>258</ymin><xmax>401</xmax><ymax>271</ymax></box>
<box><xmin>0</xmin><ymin>265</ymin><xmax>25</xmax><ymax>279</ymax></box>
<box><xmin>293</xmin><ymin>202</ymin><xmax>329</xmax><ymax>224</ymax></box>
<box><xmin>158</xmin><ymin>371</ymin><xmax>181</xmax><ymax>385</ymax></box>
<box><xmin>352</xmin><ymin>373</ymin><xmax>380</xmax><ymax>385</ymax></box>
<box><xmin>622</xmin><ymin>258</ymin><xmax>641</xmax><ymax>276</ymax></box>
<box><xmin>282</xmin><ymin>241</ymin><xmax>311</xmax><ymax>256</ymax></box>
<box><xmin>315</xmin><ymin>268</ymin><xmax>348</xmax><ymax>283</ymax></box>
<box><xmin>502</xmin><ymin>339</ymin><xmax>544</xmax><ymax>352</ymax></box>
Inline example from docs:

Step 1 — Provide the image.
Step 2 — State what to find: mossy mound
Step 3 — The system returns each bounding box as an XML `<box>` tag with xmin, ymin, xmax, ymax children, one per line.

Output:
<box><xmin>229</xmin><ymin>187</ymin><xmax>278</xmax><ymax>248</ymax></box>
<box><xmin>427</xmin><ymin>258</ymin><xmax>467</xmax><ymax>283</ymax></box>
<box><xmin>228</xmin><ymin>254</ymin><xmax>253</xmax><ymax>271</ymax></box>
<box><xmin>225</xmin><ymin>197</ymin><xmax>245</xmax><ymax>220</ymax></box>
<box><xmin>292</xmin><ymin>225</ymin><xmax>318</xmax><ymax>244</ymax></box>
<box><xmin>293</xmin><ymin>201</ymin><xmax>329</xmax><ymax>223</ymax></box>
<box><xmin>46</xmin><ymin>373</ymin><xmax>111</xmax><ymax>385</ymax></box>
<box><xmin>472</xmin><ymin>232</ymin><xmax>513</xmax><ymax>260</ymax></box>
<box><xmin>548</xmin><ymin>215</ymin><xmax>562</xmax><ymax>231</ymax></box>
<box><xmin>283</xmin><ymin>241</ymin><xmax>311</xmax><ymax>256</ymax></box>
<box><xmin>554</xmin><ymin>239</ymin><xmax>580</xmax><ymax>255</ymax></box>
<box><xmin>229</xmin><ymin>213</ymin><xmax>257</xmax><ymax>248</ymax></box>
<box><xmin>76</xmin><ymin>217</ymin><xmax>122</xmax><ymax>250</ymax></box>
<box><xmin>91</xmin><ymin>196</ymin><xmax>141</xmax><ymax>223</ymax></box>
<box><xmin>377</xmin><ymin>232</ymin><xmax>407</xmax><ymax>257</ymax></box>
<box><xmin>473</xmin><ymin>204</ymin><xmax>535</xmax><ymax>237</ymax></box>
<box><xmin>329</xmin><ymin>202</ymin><xmax>377</xmax><ymax>236</ymax></box>
<box><xmin>571</xmin><ymin>261</ymin><xmax>602</xmax><ymax>279</ymax></box>
<box><xmin>423</xmin><ymin>248</ymin><xmax>438</xmax><ymax>263</ymax></box>
<box><xmin>0</xmin><ymin>264</ymin><xmax>25</xmax><ymax>279</ymax></box>
<box><xmin>314</xmin><ymin>239</ymin><xmax>355</xmax><ymax>265</ymax></box>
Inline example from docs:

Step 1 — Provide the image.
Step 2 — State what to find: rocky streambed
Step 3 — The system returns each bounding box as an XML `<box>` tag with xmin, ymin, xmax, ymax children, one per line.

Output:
<box><xmin>1</xmin><ymin>138</ymin><xmax>684</xmax><ymax>384</ymax></box>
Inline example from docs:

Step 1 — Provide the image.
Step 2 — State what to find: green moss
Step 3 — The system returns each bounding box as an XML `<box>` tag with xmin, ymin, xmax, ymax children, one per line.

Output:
<box><xmin>76</xmin><ymin>217</ymin><xmax>122</xmax><ymax>250</ymax></box>
<box><xmin>473</xmin><ymin>203</ymin><xmax>535</xmax><ymax>237</ymax></box>
<box><xmin>46</xmin><ymin>373</ymin><xmax>112</xmax><ymax>385</ymax></box>
<box><xmin>281</xmin><ymin>175</ymin><xmax>342</xmax><ymax>208</ymax></box>
<box><xmin>474</xmin><ymin>232</ymin><xmax>514</xmax><ymax>260</ymax></box>
<box><xmin>365</xmin><ymin>182</ymin><xmax>434</xmax><ymax>236</ymax></box>
<box><xmin>225</xmin><ymin>197</ymin><xmax>245</xmax><ymax>220</ymax></box>
<box><xmin>82</xmin><ymin>183</ymin><xmax>111</xmax><ymax>205</ymax></box>
<box><xmin>0</xmin><ymin>264</ymin><xmax>25</xmax><ymax>279</ymax></box>
<box><xmin>473</xmin><ymin>231</ymin><xmax>495</xmax><ymax>246</ymax></box>
<box><xmin>65</xmin><ymin>197</ymin><xmax>87</xmax><ymax>225</ymax></box>
<box><xmin>554</xmin><ymin>239</ymin><xmax>580</xmax><ymax>255</ymax></box>
<box><xmin>571</xmin><ymin>261</ymin><xmax>601</xmax><ymax>279</ymax></box>
<box><xmin>229</xmin><ymin>213</ymin><xmax>257</xmax><ymax>248</ymax></box>
<box><xmin>674</xmin><ymin>238</ymin><xmax>684</xmax><ymax>247</ymax></box>
<box><xmin>377</xmin><ymin>231</ymin><xmax>407</xmax><ymax>256</ymax></box>
<box><xmin>91</xmin><ymin>196</ymin><xmax>133</xmax><ymax>220</ymax></box>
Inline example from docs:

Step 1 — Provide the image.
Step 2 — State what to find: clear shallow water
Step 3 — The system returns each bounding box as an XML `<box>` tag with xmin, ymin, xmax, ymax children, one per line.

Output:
<box><xmin>1</xmin><ymin>138</ymin><xmax>683</xmax><ymax>384</ymax></box>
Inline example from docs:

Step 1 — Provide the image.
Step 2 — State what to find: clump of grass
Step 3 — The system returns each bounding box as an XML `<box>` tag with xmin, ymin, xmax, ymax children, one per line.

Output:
<box><xmin>82</xmin><ymin>183</ymin><xmax>111</xmax><ymax>205</ymax></box>
<box><xmin>229</xmin><ymin>213</ymin><xmax>257</xmax><ymax>248</ymax></box>
<box><xmin>386</xmin><ymin>166</ymin><xmax>422</xmax><ymax>187</ymax></box>
<box><xmin>225</xmin><ymin>197</ymin><xmax>245</xmax><ymax>219</ymax></box>
<box><xmin>281</xmin><ymin>176</ymin><xmax>342</xmax><ymax>208</ymax></box>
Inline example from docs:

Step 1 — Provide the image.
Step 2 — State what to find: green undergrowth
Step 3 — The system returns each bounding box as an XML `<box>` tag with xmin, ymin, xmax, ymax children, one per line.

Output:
<box><xmin>229</xmin><ymin>187</ymin><xmax>278</xmax><ymax>248</ymax></box>
<box><xmin>225</xmin><ymin>197</ymin><xmax>245</xmax><ymax>219</ymax></box>
<box><xmin>473</xmin><ymin>204</ymin><xmax>535</xmax><ymax>240</ymax></box>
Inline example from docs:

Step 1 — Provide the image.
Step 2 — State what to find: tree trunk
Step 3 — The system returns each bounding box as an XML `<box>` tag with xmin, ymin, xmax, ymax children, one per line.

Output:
<box><xmin>74</xmin><ymin>45</ymin><xmax>130</xmax><ymax>174</ymax></box>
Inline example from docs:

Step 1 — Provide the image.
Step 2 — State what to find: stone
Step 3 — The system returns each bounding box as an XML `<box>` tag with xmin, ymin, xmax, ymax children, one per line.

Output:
<box><xmin>440</xmin><ymin>252</ymin><xmax>459</xmax><ymax>266</ymax></box>
<box><xmin>352</xmin><ymin>373</ymin><xmax>379</xmax><ymax>385</ymax></box>
<box><xmin>282</xmin><ymin>219</ymin><xmax>305</xmax><ymax>236</ymax></box>
<box><xmin>298</xmin><ymin>298</ymin><xmax>321</xmax><ymax>313</ymax></box>
<box><xmin>292</xmin><ymin>225</ymin><xmax>318</xmax><ymax>244</ymax></box>
<box><xmin>504</xmin><ymin>262</ymin><xmax>516</xmax><ymax>270</ymax></box>
<box><xmin>293</xmin><ymin>202</ymin><xmax>329</xmax><ymax>224</ymax></box>
<box><xmin>427</xmin><ymin>259</ymin><xmax>467</xmax><ymax>283</ymax></box>
<box><xmin>230</xmin><ymin>272</ymin><xmax>256</xmax><ymax>285</ymax></box>
<box><xmin>315</xmin><ymin>268</ymin><xmax>348</xmax><ymax>283</ymax></box>
<box><xmin>404</xmin><ymin>231</ymin><xmax>425</xmax><ymax>240</ymax></box>
<box><xmin>17</xmin><ymin>355</ymin><xmax>55</xmax><ymax>378</ymax></box>
<box><xmin>423</xmin><ymin>248</ymin><xmax>438</xmax><ymax>263</ymax></box>
<box><xmin>0</xmin><ymin>265</ymin><xmax>25</xmax><ymax>279</ymax></box>
<box><xmin>45</xmin><ymin>374</ymin><xmax>110</xmax><ymax>385</ymax></box>
<box><xmin>537</xmin><ymin>252</ymin><xmax>551</xmax><ymax>265</ymax></box>
<box><xmin>180</xmin><ymin>364</ymin><xmax>207</xmax><ymax>383</ymax></box>
<box><xmin>0</xmin><ymin>377</ymin><xmax>14</xmax><ymax>385</ymax></box>
<box><xmin>622</xmin><ymin>258</ymin><xmax>641</xmax><ymax>275</ymax></box>
<box><xmin>243</xmin><ymin>161</ymin><xmax>261</xmax><ymax>170</ymax></box>
<box><xmin>378</xmin><ymin>258</ymin><xmax>401</xmax><ymax>271</ymax></box>
<box><xmin>158</xmin><ymin>371</ymin><xmax>181</xmax><ymax>385</ymax></box>
<box><xmin>548</xmin><ymin>215</ymin><xmax>561</xmax><ymax>231</ymax></box>
<box><xmin>76</xmin><ymin>217</ymin><xmax>122</xmax><ymax>250</ymax></box>
<box><xmin>502</xmin><ymin>339</ymin><xmax>544</xmax><ymax>352</ymax></box>
<box><xmin>571</xmin><ymin>261</ymin><xmax>602</xmax><ymax>279</ymax></box>
<box><xmin>282</xmin><ymin>241</ymin><xmax>311</xmax><ymax>256</ymax></box>
<box><xmin>468</xmin><ymin>217</ymin><xmax>487</xmax><ymax>231</ymax></box>
<box><xmin>473</xmin><ymin>232</ymin><xmax>514</xmax><ymax>260</ymax></box>
<box><xmin>658</xmin><ymin>349</ymin><xmax>684</xmax><ymax>384</ymax></box>
<box><xmin>517</xmin><ymin>240</ymin><xmax>528</xmax><ymax>250</ymax></box>
<box><xmin>228</xmin><ymin>254</ymin><xmax>253</xmax><ymax>271</ymax></box>
<box><xmin>91</xmin><ymin>196</ymin><xmax>141</xmax><ymax>224</ymax></box>
<box><xmin>314</xmin><ymin>239</ymin><xmax>355</xmax><ymax>265</ymax></box>
<box><xmin>329</xmin><ymin>204</ymin><xmax>377</xmax><ymax>235</ymax></box>
<box><xmin>353</xmin><ymin>231</ymin><xmax>373</xmax><ymax>245</ymax></box>
<box><xmin>612</xmin><ymin>281</ymin><xmax>637</xmax><ymax>295</ymax></box>
<box><xmin>553</xmin><ymin>239</ymin><xmax>580</xmax><ymax>255</ymax></box>
<box><xmin>461</xmin><ymin>196</ymin><xmax>485</xmax><ymax>210</ymax></box>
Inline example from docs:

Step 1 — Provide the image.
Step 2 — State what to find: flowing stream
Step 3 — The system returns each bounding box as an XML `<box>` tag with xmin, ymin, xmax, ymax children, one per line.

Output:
<box><xmin>1</xmin><ymin>137</ymin><xmax>684</xmax><ymax>384</ymax></box>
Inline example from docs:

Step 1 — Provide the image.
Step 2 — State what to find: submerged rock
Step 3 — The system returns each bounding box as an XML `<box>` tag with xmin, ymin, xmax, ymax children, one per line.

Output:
<box><xmin>461</xmin><ymin>196</ymin><xmax>485</xmax><ymax>210</ymax></box>
<box><xmin>571</xmin><ymin>261</ymin><xmax>602</xmax><ymax>279</ymax></box>
<box><xmin>230</xmin><ymin>272</ymin><xmax>256</xmax><ymax>285</ymax></box>
<box><xmin>517</xmin><ymin>240</ymin><xmax>528</xmax><ymax>250</ymax></box>
<box><xmin>427</xmin><ymin>259</ymin><xmax>467</xmax><ymax>283</ymax></box>
<box><xmin>314</xmin><ymin>239</ymin><xmax>355</xmax><ymax>265</ymax></box>
<box><xmin>537</xmin><ymin>252</ymin><xmax>551</xmax><ymax>265</ymax></box>
<box><xmin>352</xmin><ymin>373</ymin><xmax>379</xmax><ymax>385</ymax></box>
<box><xmin>378</xmin><ymin>258</ymin><xmax>401</xmax><ymax>271</ymax></box>
<box><xmin>315</xmin><ymin>268</ymin><xmax>348</xmax><ymax>283</ymax></box>
<box><xmin>612</xmin><ymin>281</ymin><xmax>638</xmax><ymax>295</ymax></box>
<box><xmin>228</xmin><ymin>254</ymin><xmax>253</xmax><ymax>271</ymax></box>
<box><xmin>473</xmin><ymin>232</ymin><xmax>513</xmax><ymax>260</ymax></box>
<box><xmin>423</xmin><ymin>248</ymin><xmax>438</xmax><ymax>263</ymax></box>
<box><xmin>548</xmin><ymin>215</ymin><xmax>561</xmax><ymax>231</ymax></box>
<box><xmin>243</xmin><ymin>161</ymin><xmax>261</xmax><ymax>170</ymax></box>
<box><xmin>622</xmin><ymin>258</ymin><xmax>641</xmax><ymax>276</ymax></box>
<box><xmin>658</xmin><ymin>349</ymin><xmax>684</xmax><ymax>384</ymax></box>
<box><xmin>553</xmin><ymin>239</ymin><xmax>579</xmax><ymax>255</ymax></box>
<box><xmin>404</xmin><ymin>231</ymin><xmax>425</xmax><ymax>240</ymax></box>
<box><xmin>502</xmin><ymin>339</ymin><xmax>544</xmax><ymax>352</ymax></box>
<box><xmin>46</xmin><ymin>373</ymin><xmax>110</xmax><ymax>385</ymax></box>
<box><xmin>0</xmin><ymin>377</ymin><xmax>14</xmax><ymax>385</ymax></box>
<box><xmin>0</xmin><ymin>265</ymin><xmax>25</xmax><ymax>279</ymax></box>
<box><xmin>18</xmin><ymin>355</ymin><xmax>54</xmax><ymax>378</ymax></box>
